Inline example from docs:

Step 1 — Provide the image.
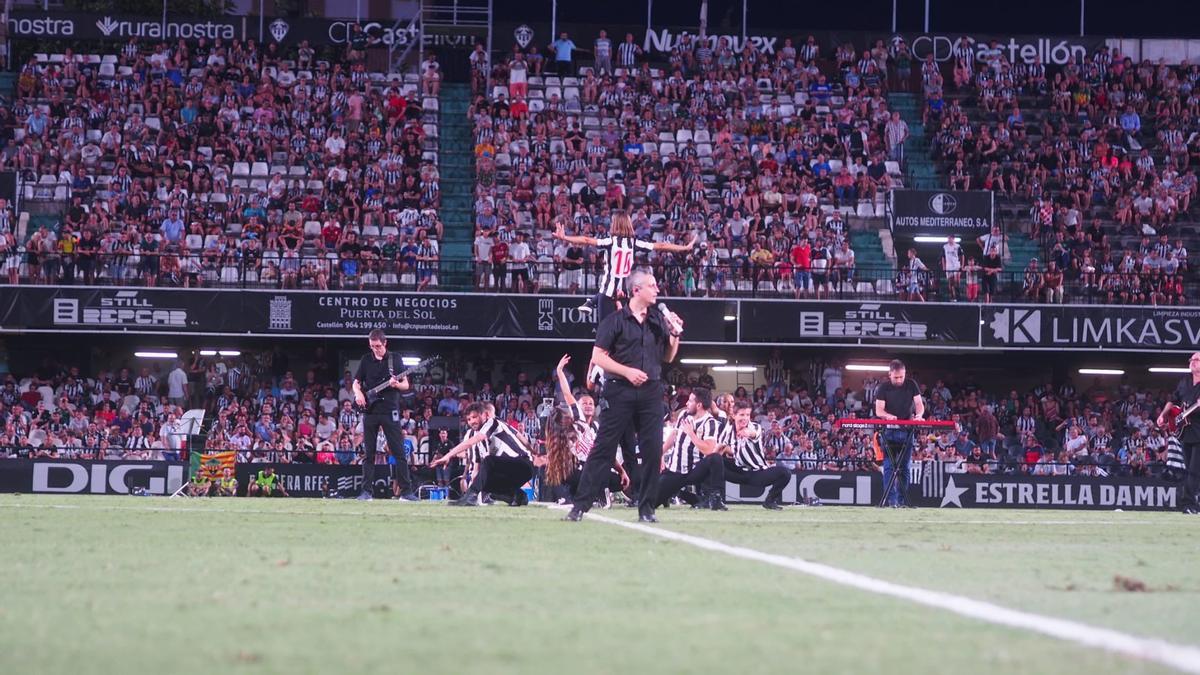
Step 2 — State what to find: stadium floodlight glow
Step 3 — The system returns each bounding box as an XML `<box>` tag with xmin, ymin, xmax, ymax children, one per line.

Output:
<box><xmin>199</xmin><ymin>350</ymin><xmax>218</xmax><ymax>356</ymax></box>
<box><xmin>1078</xmin><ymin>368</ymin><xmax>1125</xmax><ymax>376</ymax></box>
<box><xmin>680</xmin><ymin>358</ymin><xmax>728</xmax><ymax>365</ymax></box>
<box><xmin>401</xmin><ymin>356</ymin><xmax>422</xmax><ymax>366</ymax></box>
<box><xmin>723</xmin><ymin>314</ymin><xmax>736</xmax><ymax>321</ymax></box>
<box><xmin>1149</xmin><ymin>367</ymin><xmax>1190</xmax><ymax>374</ymax></box>
<box><xmin>712</xmin><ymin>365</ymin><xmax>757</xmax><ymax>373</ymax></box>
<box><xmin>846</xmin><ymin>364</ymin><xmax>890</xmax><ymax>372</ymax></box>
<box><xmin>218</xmin><ymin>350</ymin><xmax>242</xmax><ymax>357</ymax></box>
<box><xmin>135</xmin><ymin>351</ymin><xmax>178</xmax><ymax>359</ymax></box>
<box><xmin>914</xmin><ymin>235</ymin><xmax>960</xmax><ymax>243</ymax></box>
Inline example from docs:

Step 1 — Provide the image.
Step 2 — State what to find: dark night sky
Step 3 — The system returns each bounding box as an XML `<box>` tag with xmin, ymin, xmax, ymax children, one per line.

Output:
<box><xmin>492</xmin><ymin>0</ymin><xmax>1200</xmax><ymax>38</ymax></box>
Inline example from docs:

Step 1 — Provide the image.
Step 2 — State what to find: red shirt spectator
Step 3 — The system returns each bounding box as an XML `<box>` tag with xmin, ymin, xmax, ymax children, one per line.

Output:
<box><xmin>790</xmin><ymin>241</ymin><xmax>812</xmax><ymax>270</ymax></box>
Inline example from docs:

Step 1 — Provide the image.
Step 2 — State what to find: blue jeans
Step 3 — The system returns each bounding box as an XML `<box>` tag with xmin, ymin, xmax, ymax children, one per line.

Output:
<box><xmin>880</xmin><ymin>430</ymin><xmax>913</xmax><ymax>506</ymax></box>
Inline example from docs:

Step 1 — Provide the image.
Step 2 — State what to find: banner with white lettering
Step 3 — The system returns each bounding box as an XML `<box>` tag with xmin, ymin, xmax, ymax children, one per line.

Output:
<box><xmin>727</xmin><ymin>470</ymin><xmax>881</xmax><ymax>505</ymax></box>
<box><xmin>919</xmin><ymin>472</ymin><xmax>1180</xmax><ymax>511</ymax></box>
<box><xmin>7</xmin><ymin>11</ymin><xmax>245</xmax><ymax>41</ymax></box>
<box><xmin>0</xmin><ymin>459</ymin><xmax>188</xmax><ymax>495</ymax></box>
<box><xmin>738</xmin><ymin>300</ymin><xmax>978</xmax><ymax>345</ymax></box>
<box><xmin>0</xmin><ymin>287</ymin><xmax>732</xmax><ymax>342</ymax></box>
<box><xmin>981</xmin><ymin>304</ymin><xmax>1200</xmax><ymax>351</ymax></box>
<box><xmin>889</xmin><ymin>189</ymin><xmax>995</xmax><ymax>238</ymax></box>
<box><xmin>234</xmin><ymin>463</ymin><xmax>385</xmax><ymax>498</ymax></box>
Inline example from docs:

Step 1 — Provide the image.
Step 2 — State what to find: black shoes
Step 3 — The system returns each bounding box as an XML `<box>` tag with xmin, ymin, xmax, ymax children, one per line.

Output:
<box><xmin>762</xmin><ymin>499</ymin><xmax>784</xmax><ymax>511</ymax></box>
<box><xmin>638</xmin><ymin>511</ymin><xmax>659</xmax><ymax>523</ymax></box>
<box><xmin>356</xmin><ymin>491</ymin><xmax>373</xmax><ymax>501</ymax></box>
<box><xmin>708</xmin><ymin>495</ymin><xmax>728</xmax><ymax>511</ymax></box>
<box><xmin>511</xmin><ymin>490</ymin><xmax>529</xmax><ymax>507</ymax></box>
<box><xmin>449</xmin><ymin>491</ymin><xmax>479</xmax><ymax>506</ymax></box>
<box><xmin>563</xmin><ymin>507</ymin><xmax>585</xmax><ymax>521</ymax></box>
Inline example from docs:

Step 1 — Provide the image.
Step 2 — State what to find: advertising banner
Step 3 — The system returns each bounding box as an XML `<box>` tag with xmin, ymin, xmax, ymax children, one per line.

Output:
<box><xmin>981</xmin><ymin>304</ymin><xmax>1200</xmax><ymax>351</ymax></box>
<box><xmin>248</xmin><ymin>291</ymin><xmax>731</xmax><ymax>342</ymax></box>
<box><xmin>8</xmin><ymin>11</ymin><xmax>245</xmax><ymax>41</ymax></box>
<box><xmin>918</xmin><ymin>471</ymin><xmax>1180</xmax><ymax>511</ymax></box>
<box><xmin>730</xmin><ymin>466</ymin><xmax>1181</xmax><ymax>511</ymax></box>
<box><xmin>0</xmin><ymin>287</ymin><xmax>240</xmax><ymax>332</ymax></box>
<box><xmin>0</xmin><ymin>287</ymin><xmax>733</xmax><ymax>342</ymax></box>
<box><xmin>889</xmin><ymin>189</ymin><xmax>995</xmax><ymax>238</ymax></box>
<box><xmin>6</xmin><ymin>11</ymin><xmax>483</xmax><ymax>48</ymax></box>
<box><xmin>260</xmin><ymin>16</ymin><xmax>483</xmax><ymax>49</ymax></box>
<box><xmin>0</xmin><ymin>459</ymin><xmax>188</xmax><ymax>495</ymax></box>
<box><xmin>492</xmin><ymin>21</ymin><xmax>1105</xmax><ymax>66</ymax></box>
<box><xmin>728</xmin><ymin>470</ymin><xmax>880</xmax><ymax>505</ymax></box>
<box><xmin>234</xmin><ymin>462</ymin><xmax>384</xmax><ymax>498</ymax></box>
<box><xmin>738</xmin><ymin>300</ymin><xmax>979</xmax><ymax>345</ymax></box>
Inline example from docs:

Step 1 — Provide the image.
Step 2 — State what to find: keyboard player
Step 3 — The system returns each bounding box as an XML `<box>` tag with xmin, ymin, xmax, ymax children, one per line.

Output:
<box><xmin>873</xmin><ymin>359</ymin><xmax>925</xmax><ymax>508</ymax></box>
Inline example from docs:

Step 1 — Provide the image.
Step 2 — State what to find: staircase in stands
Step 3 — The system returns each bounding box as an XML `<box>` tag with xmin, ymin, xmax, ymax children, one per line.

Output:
<box><xmin>437</xmin><ymin>82</ymin><xmax>475</xmax><ymax>290</ymax></box>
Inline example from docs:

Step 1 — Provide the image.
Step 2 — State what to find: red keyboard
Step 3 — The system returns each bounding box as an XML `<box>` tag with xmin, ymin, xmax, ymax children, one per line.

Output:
<box><xmin>833</xmin><ymin>418</ymin><xmax>959</xmax><ymax>432</ymax></box>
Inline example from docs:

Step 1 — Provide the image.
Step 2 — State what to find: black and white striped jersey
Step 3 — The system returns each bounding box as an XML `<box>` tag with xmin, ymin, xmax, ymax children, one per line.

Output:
<box><xmin>617</xmin><ymin>41</ymin><xmax>639</xmax><ymax>67</ymax></box>
<box><xmin>480</xmin><ymin>417</ymin><xmax>533</xmax><ymax>460</ymax></box>
<box><xmin>665</xmin><ymin>413</ymin><xmax>723</xmax><ymax>474</ymax></box>
<box><xmin>570</xmin><ymin>401</ymin><xmax>598</xmax><ymax>462</ymax></box>
<box><xmin>595</xmin><ymin>235</ymin><xmax>655</xmax><ymax>298</ymax></box>
<box><xmin>729</xmin><ymin>421</ymin><xmax>771</xmax><ymax>471</ymax></box>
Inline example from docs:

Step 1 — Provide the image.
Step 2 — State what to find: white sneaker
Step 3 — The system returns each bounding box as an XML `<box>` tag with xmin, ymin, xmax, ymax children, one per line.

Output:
<box><xmin>576</xmin><ymin>300</ymin><xmax>594</xmax><ymax>314</ymax></box>
<box><xmin>602</xmin><ymin>488</ymin><xmax>612</xmax><ymax>509</ymax></box>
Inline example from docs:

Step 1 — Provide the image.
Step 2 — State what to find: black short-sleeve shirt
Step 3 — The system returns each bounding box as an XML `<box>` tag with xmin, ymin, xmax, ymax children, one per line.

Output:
<box><xmin>1174</xmin><ymin>377</ymin><xmax>1200</xmax><ymax>443</ymax></box>
<box><xmin>595</xmin><ymin>306</ymin><xmax>670</xmax><ymax>382</ymax></box>
<box><xmin>355</xmin><ymin>352</ymin><xmax>402</xmax><ymax>413</ymax></box>
<box><xmin>874</xmin><ymin>378</ymin><xmax>921</xmax><ymax>420</ymax></box>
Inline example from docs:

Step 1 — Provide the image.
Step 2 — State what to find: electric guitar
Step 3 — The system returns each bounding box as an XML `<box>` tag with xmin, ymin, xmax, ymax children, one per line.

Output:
<box><xmin>1162</xmin><ymin>400</ymin><xmax>1200</xmax><ymax>436</ymax></box>
<box><xmin>359</xmin><ymin>355</ymin><xmax>441</xmax><ymax>410</ymax></box>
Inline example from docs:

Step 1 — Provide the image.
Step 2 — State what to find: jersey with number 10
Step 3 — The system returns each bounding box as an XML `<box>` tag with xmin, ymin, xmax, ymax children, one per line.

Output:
<box><xmin>596</xmin><ymin>235</ymin><xmax>655</xmax><ymax>298</ymax></box>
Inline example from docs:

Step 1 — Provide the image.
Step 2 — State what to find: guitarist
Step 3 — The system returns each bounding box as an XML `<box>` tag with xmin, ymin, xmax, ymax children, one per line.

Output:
<box><xmin>352</xmin><ymin>329</ymin><xmax>419</xmax><ymax>501</ymax></box>
<box><xmin>1156</xmin><ymin>352</ymin><xmax>1200</xmax><ymax>514</ymax></box>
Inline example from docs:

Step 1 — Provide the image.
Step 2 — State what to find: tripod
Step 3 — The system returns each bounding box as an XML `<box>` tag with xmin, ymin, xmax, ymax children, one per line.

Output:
<box><xmin>878</xmin><ymin>431</ymin><xmax>913</xmax><ymax>508</ymax></box>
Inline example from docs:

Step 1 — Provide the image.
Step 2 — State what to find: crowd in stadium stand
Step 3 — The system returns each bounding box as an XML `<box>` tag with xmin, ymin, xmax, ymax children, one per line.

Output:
<box><xmin>0</xmin><ymin>36</ymin><xmax>445</xmax><ymax>290</ymax></box>
<box><xmin>0</xmin><ymin>348</ymin><xmax>1178</xmax><ymax>482</ymax></box>
<box><xmin>469</xmin><ymin>30</ymin><xmax>905</xmax><ymax>298</ymax></box>
<box><xmin>921</xmin><ymin>42</ymin><xmax>1198</xmax><ymax>304</ymax></box>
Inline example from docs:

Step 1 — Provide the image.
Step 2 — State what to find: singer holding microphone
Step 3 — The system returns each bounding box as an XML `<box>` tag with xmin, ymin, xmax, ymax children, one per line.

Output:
<box><xmin>565</xmin><ymin>268</ymin><xmax>682</xmax><ymax>523</ymax></box>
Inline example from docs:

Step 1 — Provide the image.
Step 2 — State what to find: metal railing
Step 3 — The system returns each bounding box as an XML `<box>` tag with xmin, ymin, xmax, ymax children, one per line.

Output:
<box><xmin>0</xmin><ymin>252</ymin><xmax>1194</xmax><ymax>304</ymax></box>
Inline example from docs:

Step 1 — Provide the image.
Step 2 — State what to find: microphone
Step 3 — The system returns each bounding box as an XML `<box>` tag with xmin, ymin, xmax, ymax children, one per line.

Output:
<box><xmin>658</xmin><ymin>303</ymin><xmax>684</xmax><ymax>337</ymax></box>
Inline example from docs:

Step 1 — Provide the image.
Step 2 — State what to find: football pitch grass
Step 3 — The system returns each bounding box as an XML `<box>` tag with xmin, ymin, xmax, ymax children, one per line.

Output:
<box><xmin>1</xmin><ymin>495</ymin><xmax>1198</xmax><ymax>674</ymax></box>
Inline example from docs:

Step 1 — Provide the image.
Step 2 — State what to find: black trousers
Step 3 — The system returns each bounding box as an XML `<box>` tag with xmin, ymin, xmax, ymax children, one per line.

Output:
<box><xmin>723</xmin><ymin>456</ymin><xmax>790</xmax><ymax>503</ymax></box>
<box><xmin>575</xmin><ymin>380</ymin><xmax>663</xmax><ymax>514</ymax></box>
<box><xmin>557</xmin><ymin>465</ymin><xmax>623</xmax><ymax>501</ymax></box>
<box><xmin>655</xmin><ymin>453</ymin><xmax>725</xmax><ymax>507</ymax></box>
<box><xmin>1184</xmin><ymin>442</ymin><xmax>1200</xmax><ymax>507</ymax></box>
<box><xmin>470</xmin><ymin>455</ymin><xmax>535</xmax><ymax>500</ymax></box>
<box><xmin>362</xmin><ymin>412</ymin><xmax>412</xmax><ymax>494</ymax></box>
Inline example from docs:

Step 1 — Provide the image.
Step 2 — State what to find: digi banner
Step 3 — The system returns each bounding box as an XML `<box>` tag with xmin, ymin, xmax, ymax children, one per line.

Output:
<box><xmin>0</xmin><ymin>459</ymin><xmax>188</xmax><ymax>495</ymax></box>
<box><xmin>727</xmin><ymin>470</ymin><xmax>881</xmax><ymax>505</ymax></box>
<box><xmin>982</xmin><ymin>304</ymin><xmax>1200</xmax><ymax>351</ymax></box>
<box><xmin>738</xmin><ymin>300</ymin><xmax>979</xmax><ymax>346</ymax></box>
<box><xmin>889</xmin><ymin>189</ymin><xmax>995</xmax><ymax>238</ymax></box>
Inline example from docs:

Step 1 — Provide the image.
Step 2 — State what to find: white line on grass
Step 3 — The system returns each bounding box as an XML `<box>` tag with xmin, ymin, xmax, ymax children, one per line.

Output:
<box><xmin>570</xmin><ymin>508</ymin><xmax>1200</xmax><ymax>674</ymax></box>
